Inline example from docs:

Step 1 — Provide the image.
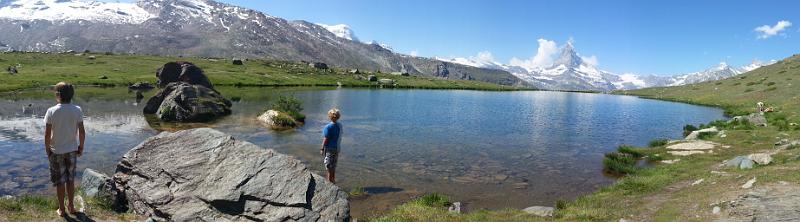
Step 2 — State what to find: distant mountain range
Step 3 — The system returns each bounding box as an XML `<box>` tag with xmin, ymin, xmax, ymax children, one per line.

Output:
<box><xmin>0</xmin><ymin>0</ymin><xmax>525</xmax><ymax>86</ymax></box>
<box><xmin>0</xmin><ymin>0</ymin><xmax>774</xmax><ymax>91</ymax></box>
<box><xmin>441</xmin><ymin>42</ymin><xmax>774</xmax><ymax>91</ymax></box>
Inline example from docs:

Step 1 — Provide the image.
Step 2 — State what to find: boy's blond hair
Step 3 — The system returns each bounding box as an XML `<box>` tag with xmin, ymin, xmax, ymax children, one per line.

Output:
<box><xmin>54</xmin><ymin>82</ymin><xmax>75</xmax><ymax>103</ymax></box>
<box><xmin>328</xmin><ymin>108</ymin><xmax>341</xmax><ymax>121</ymax></box>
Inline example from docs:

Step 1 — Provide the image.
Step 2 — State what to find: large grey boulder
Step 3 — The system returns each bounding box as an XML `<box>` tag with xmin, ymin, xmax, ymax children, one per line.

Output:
<box><xmin>113</xmin><ymin>128</ymin><xmax>350</xmax><ymax>221</ymax></box>
<box><xmin>746</xmin><ymin>113</ymin><xmax>768</xmax><ymax>127</ymax></box>
<box><xmin>143</xmin><ymin>82</ymin><xmax>232</xmax><ymax>122</ymax></box>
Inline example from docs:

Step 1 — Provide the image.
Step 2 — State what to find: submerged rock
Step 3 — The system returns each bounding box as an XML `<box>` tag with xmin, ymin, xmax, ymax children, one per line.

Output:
<box><xmin>143</xmin><ymin>82</ymin><xmax>232</xmax><ymax>122</ymax></box>
<box><xmin>128</xmin><ymin>82</ymin><xmax>155</xmax><ymax>90</ymax></box>
<box><xmin>113</xmin><ymin>128</ymin><xmax>350</xmax><ymax>221</ymax></box>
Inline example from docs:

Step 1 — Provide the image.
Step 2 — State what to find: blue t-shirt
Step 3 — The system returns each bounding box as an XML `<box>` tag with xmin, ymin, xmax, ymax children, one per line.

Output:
<box><xmin>323</xmin><ymin>122</ymin><xmax>342</xmax><ymax>151</ymax></box>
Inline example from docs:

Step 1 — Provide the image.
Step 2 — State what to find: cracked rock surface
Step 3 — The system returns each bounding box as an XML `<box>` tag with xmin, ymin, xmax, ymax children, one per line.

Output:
<box><xmin>113</xmin><ymin>128</ymin><xmax>350</xmax><ymax>221</ymax></box>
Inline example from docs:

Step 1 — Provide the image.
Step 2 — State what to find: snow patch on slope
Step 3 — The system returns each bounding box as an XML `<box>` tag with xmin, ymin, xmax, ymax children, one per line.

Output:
<box><xmin>318</xmin><ymin>23</ymin><xmax>359</xmax><ymax>41</ymax></box>
<box><xmin>0</xmin><ymin>0</ymin><xmax>155</xmax><ymax>24</ymax></box>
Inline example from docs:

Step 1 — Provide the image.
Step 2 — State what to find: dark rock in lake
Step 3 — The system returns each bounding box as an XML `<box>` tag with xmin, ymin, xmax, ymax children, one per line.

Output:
<box><xmin>128</xmin><ymin>82</ymin><xmax>154</xmax><ymax>90</ymax></box>
<box><xmin>113</xmin><ymin>128</ymin><xmax>350</xmax><ymax>221</ymax></box>
<box><xmin>232</xmin><ymin>59</ymin><xmax>244</xmax><ymax>65</ymax></box>
<box><xmin>143</xmin><ymin>82</ymin><xmax>231</xmax><ymax>122</ymax></box>
<box><xmin>155</xmin><ymin>62</ymin><xmax>213</xmax><ymax>89</ymax></box>
<box><xmin>310</xmin><ymin>62</ymin><xmax>329</xmax><ymax>69</ymax></box>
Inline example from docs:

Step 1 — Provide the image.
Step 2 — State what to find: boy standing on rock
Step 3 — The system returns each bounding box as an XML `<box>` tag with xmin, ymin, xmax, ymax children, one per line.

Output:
<box><xmin>44</xmin><ymin>82</ymin><xmax>86</xmax><ymax>216</ymax></box>
<box><xmin>321</xmin><ymin>108</ymin><xmax>342</xmax><ymax>183</ymax></box>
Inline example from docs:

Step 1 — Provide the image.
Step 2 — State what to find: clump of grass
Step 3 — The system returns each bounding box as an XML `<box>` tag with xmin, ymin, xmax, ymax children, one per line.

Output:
<box><xmin>765</xmin><ymin>86</ymin><xmax>778</xmax><ymax>91</ymax></box>
<box><xmin>603</xmin><ymin>152</ymin><xmax>637</xmax><ymax>175</ymax></box>
<box><xmin>648</xmin><ymin>139</ymin><xmax>668</xmax><ymax>147</ymax></box>
<box><xmin>683</xmin><ymin>124</ymin><xmax>698</xmax><ymax>137</ymax></box>
<box><xmin>766</xmin><ymin>82</ymin><xmax>776</xmax><ymax>86</ymax></box>
<box><xmin>696</xmin><ymin>131</ymin><xmax>716</xmax><ymax>140</ymax></box>
<box><xmin>617</xmin><ymin>145</ymin><xmax>644</xmax><ymax>158</ymax></box>
<box><xmin>272</xmin><ymin>112</ymin><xmax>298</xmax><ymax>128</ymax></box>
<box><xmin>413</xmin><ymin>193</ymin><xmax>450</xmax><ymax>208</ymax></box>
<box><xmin>766</xmin><ymin>113</ymin><xmax>791</xmax><ymax>131</ymax></box>
<box><xmin>349</xmin><ymin>187</ymin><xmax>367</xmax><ymax>197</ymax></box>
<box><xmin>272</xmin><ymin>95</ymin><xmax>305</xmax><ymax>122</ymax></box>
<box><xmin>647</xmin><ymin>154</ymin><xmax>665</xmax><ymax>162</ymax></box>
<box><xmin>744</xmin><ymin>88</ymin><xmax>754</xmax><ymax>93</ymax></box>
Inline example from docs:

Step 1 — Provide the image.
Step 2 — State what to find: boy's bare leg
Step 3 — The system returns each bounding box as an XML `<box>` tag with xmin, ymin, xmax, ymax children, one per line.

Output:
<box><xmin>329</xmin><ymin>169</ymin><xmax>336</xmax><ymax>184</ymax></box>
<box><xmin>66</xmin><ymin>180</ymin><xmax>77</xmax><ymax>213</ymax></box>
<box><xmin>56</xmin><ymin>184</ymin><xmax>66</xmax><ymax>216</ymax></box>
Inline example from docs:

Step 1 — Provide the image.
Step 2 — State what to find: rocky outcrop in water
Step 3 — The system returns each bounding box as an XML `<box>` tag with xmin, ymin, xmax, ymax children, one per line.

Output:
<box><xmin>155</xmin><ymin>62</ymin><xmax>214</xmax><ymax>89</ymax></box>
<box><xmin>258</xmin><ymin>110</ymin><xmax>300</xmax><ymax>130</ymax></box>
<box><xmin>146</xmin><ymin>62</ymin><xmax>231</xmax><ymax>122</ymax></box>
<box><xmin>113</xmin><ymin>128</ymin><xmax>350</xmax><ymax>221</ymax></box>
<box><xmin>143</xmin><ymin>82</ymin><xmax>232</xmax><ymax>122</ymax></box>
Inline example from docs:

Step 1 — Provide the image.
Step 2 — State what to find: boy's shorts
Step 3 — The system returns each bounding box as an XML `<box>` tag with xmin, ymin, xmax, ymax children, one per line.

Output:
<box><xmin>324</xmin><ymin>151</ymin><xmax>338</xmax><ymax>170</ymax></box>
<box><xmin>48</xmin><ymin>151</ymin><xmax>77</xmax><ymax>186</ymax></box>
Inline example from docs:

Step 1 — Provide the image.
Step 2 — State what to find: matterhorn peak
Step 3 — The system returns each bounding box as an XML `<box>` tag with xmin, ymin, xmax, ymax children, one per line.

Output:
<box><xmin>552</xmin><ymin>41</ymin><xmax>583</xmax><ymax>68</ymax></box>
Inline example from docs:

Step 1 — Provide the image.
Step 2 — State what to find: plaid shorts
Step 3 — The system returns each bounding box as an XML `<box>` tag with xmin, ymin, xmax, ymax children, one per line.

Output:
<box><xmin>324</xmin><ymin>151</ymin><xmax>339</xmax><ymax>170</ymax></box>
<box><xmin>48</xmin><ymin>152</ymin><xmax>77</xmax><ymax>186</ymax></box>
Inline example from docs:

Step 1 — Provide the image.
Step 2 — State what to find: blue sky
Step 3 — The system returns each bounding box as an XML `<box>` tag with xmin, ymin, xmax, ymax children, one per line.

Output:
<box><xmin>115</xmin><ymin>0</ymin><xmax>799</xmax><ymax>75</ymax></box>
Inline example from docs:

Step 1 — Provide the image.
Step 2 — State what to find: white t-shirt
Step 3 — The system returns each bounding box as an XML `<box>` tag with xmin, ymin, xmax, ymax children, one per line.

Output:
<box><xmin>44</xmin><ymin>103</ymin><xmax>84</xmax><ymax>154</ymax></box>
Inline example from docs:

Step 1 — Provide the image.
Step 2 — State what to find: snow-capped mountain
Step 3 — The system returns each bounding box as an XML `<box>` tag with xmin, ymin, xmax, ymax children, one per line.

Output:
<box><xmin>444</xmin><ymin>42</ymin><xmax>772</xmax><ymax>91</ymax></box>
<box><xmin>0</xmin><ymin>0</ymin><xmax>524</xmax><ymax>86</ymax></box>
<box><xmin>318</xmin><ymin>24</ymin><xmax>359</xmax><ymax>42</ymax></box>
<box><xmin>0</xmin><ymin>0</ymin><xmax>154</xmax><ymax>24</ymax></box>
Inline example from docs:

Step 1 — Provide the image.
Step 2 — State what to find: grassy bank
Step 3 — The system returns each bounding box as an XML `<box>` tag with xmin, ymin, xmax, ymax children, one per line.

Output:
<box><xmin>0</xmin><ymin>195</ymin><xmax>140</xmax><ymax>222</ymax></box>
<box><xmin>0</xmin><ymin>52</ymin><xmax>527</xmax><ymax>93</ymax></box>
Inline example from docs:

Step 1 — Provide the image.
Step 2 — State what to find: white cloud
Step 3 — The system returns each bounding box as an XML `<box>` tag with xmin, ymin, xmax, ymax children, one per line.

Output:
<box><xmin>509</xmin><ymin>38</ymin><xmax>559</xmax><ymax>71</ymax></box>
<box><xmin>472</xmin><ymin>51</ymin><xmax>496</xmax><ymax>64</ymax></box>
<box><xmin>581</xmin><ymin>55</ymin><xmax>599</xmax><ymax>66</ymax></box>
<box><xmin>409</xmin><ymin>50</ymin><xmax>419</xmax><ymax>57</ymax></box>
<box><xmin>755</xmin><ymin>20</ymin><xmax>792</xmax><ymax>39</ymax></box>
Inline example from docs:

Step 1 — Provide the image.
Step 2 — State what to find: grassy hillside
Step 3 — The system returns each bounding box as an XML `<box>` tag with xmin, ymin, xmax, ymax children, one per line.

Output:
<box><xmin>0</xmin><ymin>52</ymin><xmax>526</xmax><ymax>92</ymax></box>
<box><xmin>620</xmin><ymin>54</ymin><xmax>800</xmax><ymax>120</ymax></box>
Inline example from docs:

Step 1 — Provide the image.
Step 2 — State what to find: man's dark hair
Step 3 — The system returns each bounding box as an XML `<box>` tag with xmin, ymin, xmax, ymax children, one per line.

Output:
<box><xmin>54</xmin><ymin>82</ymin><xmax>74</xmax><ymax>103</ymax></box>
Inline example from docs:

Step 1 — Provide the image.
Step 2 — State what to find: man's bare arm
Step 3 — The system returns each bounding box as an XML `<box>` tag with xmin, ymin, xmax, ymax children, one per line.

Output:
<box><xmin>321</xmin><ymin>138</ymin><xmax>329</xmax><ymax>155</ymax></box>
<box><xmin>44</xmin><ymin>124</ymin><xmax>53</xmax><ymax>157</ymax></box>
<box><xmin>77</xmin><ymin>122</ymin><xmax>85</xmax><ymax>156</ymax></box>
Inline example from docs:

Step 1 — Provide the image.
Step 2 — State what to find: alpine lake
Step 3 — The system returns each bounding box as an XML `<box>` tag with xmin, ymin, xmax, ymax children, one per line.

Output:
<box><xmin>0</xmin><ymin>86</ymin><xmax>725</xmax><ymax>218</ymax></box>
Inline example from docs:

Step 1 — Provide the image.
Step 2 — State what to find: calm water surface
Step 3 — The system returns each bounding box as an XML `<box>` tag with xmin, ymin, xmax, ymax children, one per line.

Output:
<box><xmin>0</xmin><ymin>87</ymin><xmax>724</xmax><ymax>217</ymax></box>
